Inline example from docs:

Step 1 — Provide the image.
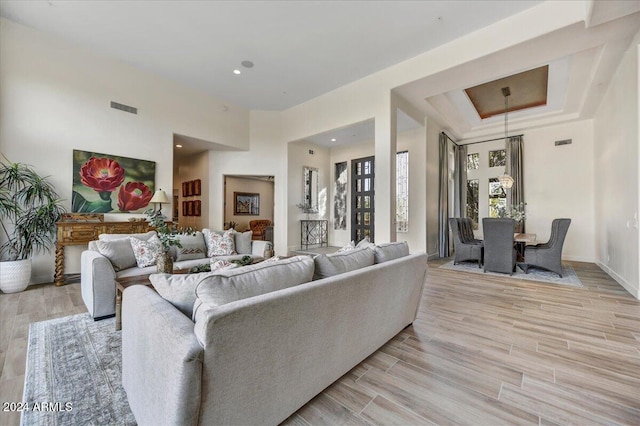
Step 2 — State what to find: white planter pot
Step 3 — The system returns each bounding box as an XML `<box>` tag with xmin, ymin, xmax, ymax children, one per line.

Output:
<box><xmin>0</xmin><ymin>259</ymin><xmax>31</xmax><ymax>293</ymax></box>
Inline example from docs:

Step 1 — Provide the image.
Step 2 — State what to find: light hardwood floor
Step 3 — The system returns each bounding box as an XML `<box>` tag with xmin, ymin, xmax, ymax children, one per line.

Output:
<box><xmin>2</xmin><ymin>260</ymin><xmax>640</xmax><ymax>426</ymax></box>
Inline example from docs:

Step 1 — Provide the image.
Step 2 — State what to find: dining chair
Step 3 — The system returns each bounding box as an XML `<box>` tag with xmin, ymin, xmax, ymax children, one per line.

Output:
<box><xmin>449</xmin><ymin>217</ymin><xmax>483</xmax><ymax>268</ymax></box>
<box><xmin>482</xmin><ymin>218</ymin><xmax>516</xmax><ymax>275</ymax></box>
<box><xmin>521</xmin><ymin>218</ymin><xmax>571</xmax><ymax>277</ymax></box>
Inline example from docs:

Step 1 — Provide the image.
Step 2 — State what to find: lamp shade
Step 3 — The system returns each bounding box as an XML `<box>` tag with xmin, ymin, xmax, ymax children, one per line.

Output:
<box><xmin>150</xmin><ymin>189</ymin><xmax>169</xmax><ymax>204</ymax></box>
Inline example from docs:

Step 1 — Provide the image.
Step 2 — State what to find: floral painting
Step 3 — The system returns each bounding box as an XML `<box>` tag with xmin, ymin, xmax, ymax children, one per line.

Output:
<box><xmin>72</xmin><ymin>150</ymin><xmax>156</xmax><ymax>213</ymax></box>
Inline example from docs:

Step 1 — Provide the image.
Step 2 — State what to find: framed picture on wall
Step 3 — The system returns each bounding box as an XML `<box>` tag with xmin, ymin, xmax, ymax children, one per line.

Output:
<box><xmin>182</xmin><ymin>201</ymin><xmax>189</xmax><ymax>216</ymax></box>
<box><xmin>193</xmin><ymin>179</ymin><xmax>201</xmax><ymax>196</ymax></box>
<box><xmin>194</xmin><ymin>200</ymin><xmax>201</xmax><ymax>216</ymax></box>
<box><xmin>187</xmin><ymin>200</ymin><xmax>194</xmax><ymax>216</ymax></box>
<box><xmin>234</xmin><ymin>192</ymin><xmax>260</xmax><ymax>215</ymax></box>
<box><xmin>182</xmin><ymin>182</ymin><xmax>190</xmax><ymax>197</ymax></box>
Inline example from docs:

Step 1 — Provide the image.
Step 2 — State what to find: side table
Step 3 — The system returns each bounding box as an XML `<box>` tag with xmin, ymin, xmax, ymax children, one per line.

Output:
<box><xmin>115</xmin><ymin>275</ymin><xmax>152</xmax><ymax>331</ymax></box>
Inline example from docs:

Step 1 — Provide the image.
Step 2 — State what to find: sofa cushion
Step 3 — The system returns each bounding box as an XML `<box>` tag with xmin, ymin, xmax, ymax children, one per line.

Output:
<box><xmin>175</xmin><ymin>232</ymin><xmax>207</xmax><ymax>262</ymax></box>
<box><xmin>313</xmin><ymin>247</ymin><xmax>374</xmax><ymax>280</ymax></box>
<box><xmin>130</xmin><ymin>235</ymin><xmax>164</xmax><ymax>268</ymax></box>
<box><xmin>150</xmin><ymin>272</ymin><xmax>214</xmax><ymax>318</ymax></box>
<box><xmin>192</xmin><ymin>255</ymin><xmax>314</xmax><ymax>322</ymax></box>
<box><xmin>374</xmin><ymin>241</ymin><xmax>410</xmax><ymax>264</ymax></box>
<box><xmin>337</xmin><ymin>241</ymin><xmax>356</xmax><ymax>253</ymax></box>
<box><xmin>99</xmin><ymin>230</ymin><xmax>156</xmax><ymax>242</ymax></box>
<box><xmin>96</xmin><ymin>238</ymin><xmax>137</xmax><ymax>271</ymax></box>
<box><xmin>203</xmin><ymin>229</ymin><xmax>236</xmax><ymax>257</ymax></box>
<box><xmin>233</xmin><ymin>230</ymin><xmax>253</xmax><ymax>255</ymax></box>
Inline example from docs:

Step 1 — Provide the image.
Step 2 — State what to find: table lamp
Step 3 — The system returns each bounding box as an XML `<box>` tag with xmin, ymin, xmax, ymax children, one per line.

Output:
<box><xmin>149</xmin><ymin>189</ymin><xmax>169</xmax><ymax>214</ymax></box>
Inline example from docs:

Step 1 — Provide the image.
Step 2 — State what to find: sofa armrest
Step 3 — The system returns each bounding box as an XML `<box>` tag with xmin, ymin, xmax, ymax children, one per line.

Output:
<box><xmin>81</xmin><ymin>250</ymin><xmax>116</xmax><ymax>319</ymax></box>
<box><xmin>251</xmin><ymin>240</ymin><xmax>272</xmax><ymax>258</ymax></box>
<box><xmin>122</xmin><ymin>286</ymin><xmax>204</xmax><ymax>426</ymax></box>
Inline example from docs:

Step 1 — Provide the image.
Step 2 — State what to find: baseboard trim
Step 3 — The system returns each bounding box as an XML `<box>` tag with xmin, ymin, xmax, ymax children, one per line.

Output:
<box><xmin>596</xmin><ymin>261</ymin><xmax>639</xmax><ymax>300</ymax></box>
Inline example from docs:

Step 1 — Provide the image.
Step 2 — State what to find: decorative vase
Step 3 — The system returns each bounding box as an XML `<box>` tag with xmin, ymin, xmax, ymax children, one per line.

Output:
<box><xmin>156</xmin><ymin>252</ymin><xmax>173</xmax><ymax>274</ymax></box>
<box><xmin>0</xmin><ymin>259</ymin><xmax>31</xmax><ymax>293</ymax></box>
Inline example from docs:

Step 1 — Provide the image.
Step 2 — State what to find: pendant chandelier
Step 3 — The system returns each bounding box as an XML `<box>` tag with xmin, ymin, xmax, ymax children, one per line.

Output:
<box><xmin>498</xmin><ymin>86</ymin><xmax>514</xmax><ymax>189</ymax></box>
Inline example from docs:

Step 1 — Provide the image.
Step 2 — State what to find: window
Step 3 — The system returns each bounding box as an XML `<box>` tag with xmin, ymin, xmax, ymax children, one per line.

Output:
<box><xmin>488</xmin><ymin>177</ymin><xmax>507</xmax><ymax>217</ymax></box>
<box><xmin>467</xmin><ymin>153</ymin><xmax>479</xmax><ymax>171</ymax></box>
<box><xmin>396</xmin><ymin>151</ymin><xmax>409</xmax><ymax>233</ymax></box>
<box><xmin>466</xmin><ymin>179</ymin><xmax>479</xmax><ymax>229</ymax></box>
<box><xmin>489</xmin><ymin>149</ymin><xmax>506</xmax><ymax>167</ymax></box>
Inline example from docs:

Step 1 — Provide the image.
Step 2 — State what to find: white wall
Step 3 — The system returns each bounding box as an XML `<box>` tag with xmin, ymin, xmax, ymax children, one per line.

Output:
<box><xmin>287</xmin><ymin>141</ymin><xmax>330</xmax><ymax>251</ymax></box>
<box><xmin>593</xmin><ymin>32</ymin><xmax>639</xmax><ymax>298</ymax></box>
<box><xmin>0</xmin><ymin>18</ymin><xmax>250</xmax><ymax>283</ymax></box>
<box><xmin>224</xmin><ymin>176</ymin><xmax>274</xmax><ymax>231</ymax></box>
<box><xmin>462</xmin><ymin>120</ymin><xmax>596</xmax><ymax>263</ymax></box>
<box><xmin>176</xmin><ymin>151</ymin><xmax>209</xmax><ymax>230</ymax></box>
<box><xmin>209</xmin><ymin>111</ymin><xmax>289</xmax><ymax>256</ymax></box>
<box><xmin>328</xmin><ymin>127</ymin><xmax>427</xmax><ymax>253</ymax></box>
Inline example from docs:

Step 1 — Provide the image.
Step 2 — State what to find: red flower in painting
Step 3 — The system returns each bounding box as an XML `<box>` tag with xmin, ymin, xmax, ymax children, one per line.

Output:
<box><xmin>117</xmin><ymin>182</ymin><xmax>153</xmax><ymax>212</ymax></box>
<box><xmin>80</xmin><ymin>157</ymin><xmax>125</xmax><ymax>192</ymax></box>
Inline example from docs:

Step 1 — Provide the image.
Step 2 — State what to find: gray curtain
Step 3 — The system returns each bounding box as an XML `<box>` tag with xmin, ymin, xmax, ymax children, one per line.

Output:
<box><xmin>505</xmin><ymin>135</ymin><xmax>524</xmax><ymax>231</ymax></box>
<box><xmin>453</xmin><ymin>144</ymin><xmax>468</xmax><ymax>218</ymax></box>
<box><xmin>438</xmin><ymin>133</ymin><xmax>450</xmax><ymax>257</ymax></box>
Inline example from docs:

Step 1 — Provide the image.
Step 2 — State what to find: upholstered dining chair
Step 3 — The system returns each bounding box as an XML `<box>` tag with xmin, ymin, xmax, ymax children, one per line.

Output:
<box><xmin>449</xmin><ymin>217</ymin><xmax>483</xmax><ymax>268</ymax></box>
<box><xmin>249</xmin><ymin>219</ymin><xmax>272</xmax><ymax>241</ymax></box>
<box><xmin>521</xmin><ymin>218</ymin><xmax>571</xmax><ymax>277</ymax></box>
<box><xmin>482</xmin><ymin>218</ymin><xmax>516</xmax><ymax>275</ymax></box>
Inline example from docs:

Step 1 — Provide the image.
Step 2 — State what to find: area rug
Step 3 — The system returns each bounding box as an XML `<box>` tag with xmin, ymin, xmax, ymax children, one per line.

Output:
<box><xmin>438</xmin><ymin>261</ymin><xmax>583</xmax><ymax>287</ymax></box>
<box><xmin>22</xmin><ymin>313</ymin><xmax>135</xmax><ymax>425</ymax></box>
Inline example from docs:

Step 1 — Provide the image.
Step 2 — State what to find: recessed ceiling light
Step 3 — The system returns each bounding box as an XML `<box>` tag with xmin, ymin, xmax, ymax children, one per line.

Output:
<box><xmin>241</xmin><ymin>60</ymin><xmax>254</xmax><ymax>68</ymax></box>
<box><xmin>175</xmin><ymin>144</ymin><xmax>183</xmax><ymax>148</ymax></box>
<box><xmin>233</xmin><ymin>69</ymin><xmax>241</xmax><ymax>75</ymax></box>
<box><xmin>331</xmin><ymin>138</ymin><xmax>337</xmax><ymax>142</ymax></box>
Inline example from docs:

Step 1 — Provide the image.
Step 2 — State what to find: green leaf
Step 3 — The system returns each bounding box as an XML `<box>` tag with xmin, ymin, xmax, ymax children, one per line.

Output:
<box><xmin>72</xmin><ymin>191</ymin><xmax>113</xmax><ymax>213</ymax></box>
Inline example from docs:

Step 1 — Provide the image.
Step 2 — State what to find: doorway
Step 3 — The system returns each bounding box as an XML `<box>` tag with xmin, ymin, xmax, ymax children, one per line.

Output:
<box><xmin>351</xmin><ymin>156</ymin><xmax>374</xmax><ymax>243</ymax></box>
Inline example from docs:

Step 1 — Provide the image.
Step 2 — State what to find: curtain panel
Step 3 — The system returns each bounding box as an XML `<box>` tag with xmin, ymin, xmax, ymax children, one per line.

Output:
<box><xmin>438</xmin><ymin>133</ymin><xmax>450</xmax><ymax>258</ymax></box>
<box><xmin>505</xmin><ymin>135</ymin><xmax>525</xmax><ymax>231</ymax></box>
<box><xmin>453</xmin><ymin>144</ymin><xmax>468</xmax><ymax>218</ymax></box>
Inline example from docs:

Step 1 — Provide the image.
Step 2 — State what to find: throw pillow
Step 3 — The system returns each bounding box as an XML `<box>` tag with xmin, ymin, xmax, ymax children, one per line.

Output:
<box><xmin>233</xmin><ymin>230</ymin><xmax>253</xmax><ymax>255</ymax></box>
<box><xmin>175</xmin><ymin>232</ymin><xmax>207</xmax><ymax>262</ymax></box>
<box><xmin>150</xmin><ymin>272</ymin><xmax>213</xmax><ymax>318</ymax></box>
<box><xmin>96</xmin><ymin>238</ymin><xmax>137</xmax><ymax>271</ymax></box>
<box><xmin>130</xmin><ymin>235</ymin><xmax>164</xmax><ymax>268</ymax></box>
<box><xmin>192</xmin><ymin>255</ymin><xmax>314</xmax><ymax>322</ymax></box>
<box><xmin>313</xmin><ymin>247</ymin><xmax>375</xmax><ymax>280</ymax></box>
<box><xmin>356</xmin><ymin>237</ymin><xmax>375</xmax><ymax>250</ymax></box>
<box><xmin>210</xmin><ymin>259</ymin><xmax>239</xmax><ymax>271</ymax></box>
<box><xmin>203</xmin><ymin>229</ymin><xmax>237</xmax><ymax>257</ymax></box>
<box><xmin>373</xmin><ymin>241</ymin><xmax>410</xmax><ymax>264</ymax></box>
<box><xmin>337</xmin><ymin>241</ymin><xmax>356</xmax><ymax>253</ymax></box>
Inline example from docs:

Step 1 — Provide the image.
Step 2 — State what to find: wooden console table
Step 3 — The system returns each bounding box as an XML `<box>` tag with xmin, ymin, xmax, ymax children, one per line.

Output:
<box><xmin>54</xmin><ymin>214</ymin><xmax>152</xmax><ymax>286</ymax></box>
<box><xmin>300</xmin><ymin>219</ymin><xmax>328</xmax><ymax>249</ymax></box>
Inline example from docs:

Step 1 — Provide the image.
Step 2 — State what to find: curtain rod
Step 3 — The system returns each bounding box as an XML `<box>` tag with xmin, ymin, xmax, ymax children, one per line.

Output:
<box><xmin>441</xmin><ymin>131</ymin><xmax>524</xmax><ymax>147</ymax></box>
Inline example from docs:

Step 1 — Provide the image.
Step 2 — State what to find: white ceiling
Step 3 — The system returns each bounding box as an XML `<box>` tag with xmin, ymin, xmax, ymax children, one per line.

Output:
<box><xmin>2</xmin><ymin>1</ymin><xmax>638</xmax><ymax>147</ymax></box>
<box><xmin>0</xmin><ymin>0</ymin><xmax>541</xmax><ymax>111</ymax></box>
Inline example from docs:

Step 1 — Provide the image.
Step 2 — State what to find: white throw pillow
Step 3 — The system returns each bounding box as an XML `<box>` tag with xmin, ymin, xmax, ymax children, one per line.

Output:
<box><xmin>95</xmin><ymin>238</ymin><xmax>137</xmax><ymax>271</ymax></box>
<box><xmin>203</xmin><ymin>229</ymin><xmax>237</xmax><ymax>257</ymax></box>
<box><xmin>313</xmin><ymin>247</ymin><xmax>375</xmax><ymax>280</ymax></box>
<box><xmin>337</xmin><ymin>241</ymin><xmax>356</xmax><ymax>253</ymax></box>
<box><xmin>130</xmin><ymin>235</ymin><xmax>164</xmax><ymax>268</ymax></box>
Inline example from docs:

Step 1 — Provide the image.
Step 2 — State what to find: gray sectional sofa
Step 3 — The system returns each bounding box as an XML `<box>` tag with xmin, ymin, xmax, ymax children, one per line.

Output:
<box><xmin>80</xmin><ymin>229</ymin><xmax>272</xmax><ymax>319</ymax></box>
<box><xmin>121</xmin><ymin>242</ymin><xmax>427</xmax><ymax>426</ymax></box>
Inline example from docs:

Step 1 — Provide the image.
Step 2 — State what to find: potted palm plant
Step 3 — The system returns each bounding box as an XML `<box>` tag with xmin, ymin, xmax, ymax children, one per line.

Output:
<box><xmin>0</xmin><ymin>157</ymin><xmax>66</xmax><ymax>293</ymax></box>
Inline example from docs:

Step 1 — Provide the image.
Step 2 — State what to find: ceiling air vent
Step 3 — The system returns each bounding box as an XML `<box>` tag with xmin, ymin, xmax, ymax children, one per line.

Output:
<box><xmin>555</xmin><ymin>139</ymin><xmax>572</xmax><ymax>146</ymax></box>
<box><xmin>110</xmin><ymin>101</ymin><xmax>138</xmax><ymax>115</ymax></box>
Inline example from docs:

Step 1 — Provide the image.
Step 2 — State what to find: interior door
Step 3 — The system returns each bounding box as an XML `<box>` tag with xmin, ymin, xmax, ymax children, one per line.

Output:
<box><xmin>351</xmin><ymin>156</ymin><xmax>374</xmax><ymax>243</ymax></box>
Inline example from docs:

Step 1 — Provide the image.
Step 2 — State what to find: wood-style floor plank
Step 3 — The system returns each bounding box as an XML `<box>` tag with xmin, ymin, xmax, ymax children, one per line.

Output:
<box><xmin>1</xmin><ymin>261</ymin><xmax>640</xmax><ymax>426</ymax></box>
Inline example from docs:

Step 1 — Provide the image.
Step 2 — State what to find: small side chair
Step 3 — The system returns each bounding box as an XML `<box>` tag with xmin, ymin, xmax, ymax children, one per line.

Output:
<box><xmin>521</xmin><ymin>218</ymin><xmax>571</xmax><ymax>277</ymax></box>
<box><xmin>449</xmin><ymin>217</ymin><xmax>483</xmax><ymax>268</ymax></box>
<box><xmin>482</xmin><ymin>218</ymin><xmax>516</xmax><ymax>275</ymax></box>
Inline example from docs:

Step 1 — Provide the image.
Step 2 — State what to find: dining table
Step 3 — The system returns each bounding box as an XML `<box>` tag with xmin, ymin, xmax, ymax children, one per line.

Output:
<box><xmin>514</xmin><ymin>233</ymin><xmax>536</xmax><ymax>261</ymax></box>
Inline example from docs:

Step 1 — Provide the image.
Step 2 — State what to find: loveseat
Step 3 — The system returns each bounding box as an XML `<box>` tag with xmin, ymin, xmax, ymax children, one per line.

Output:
<box><xmin>121</xmin><ymin>242</ymin><xmax>427</xmax><ymax>425</ymax></box>
<box><xmin>81</xmin><ymin>229</ymin><xmax>272</xmax><ymax>319</ymax></box>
